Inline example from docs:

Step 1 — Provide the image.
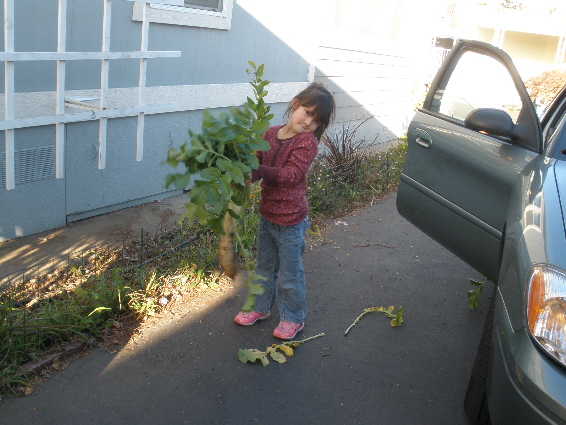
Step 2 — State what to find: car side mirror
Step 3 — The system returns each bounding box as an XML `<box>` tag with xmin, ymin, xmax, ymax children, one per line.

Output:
<box><xmin>464</xmin><ymin>108</ymin><xmax>514</xmax><ymax>138</ymax></box>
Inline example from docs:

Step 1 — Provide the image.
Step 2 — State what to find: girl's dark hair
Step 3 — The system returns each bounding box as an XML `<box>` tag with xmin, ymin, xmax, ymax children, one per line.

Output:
<box><xmin>285</xmin><ymin>82</ymin><xmax>335</xmax><ymax>140</ymax></box>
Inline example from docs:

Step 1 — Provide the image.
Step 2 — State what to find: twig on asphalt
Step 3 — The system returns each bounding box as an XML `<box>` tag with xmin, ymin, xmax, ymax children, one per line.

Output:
<box><xmin>352</xmin><ymin>243</ymin><xmax>395</xmax><ymax>249</ymax></box>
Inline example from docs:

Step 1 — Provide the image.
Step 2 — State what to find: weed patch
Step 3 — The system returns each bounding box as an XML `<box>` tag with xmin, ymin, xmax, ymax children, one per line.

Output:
<box><xmin>308</xmin><ymin>138</ymin><xmax>406</xmax><ymax>223</ymax></box>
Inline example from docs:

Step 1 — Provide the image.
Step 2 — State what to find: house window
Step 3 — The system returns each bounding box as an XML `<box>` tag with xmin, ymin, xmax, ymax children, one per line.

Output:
<box><xmin>184</xmin><ymin>0</ymin><xmax>222</xmax><ymax>12</ymax></box>
<box><xmin>132</xmin><ymin>0</ymin><xmax>233</xmax><ymax>30</ymax></box>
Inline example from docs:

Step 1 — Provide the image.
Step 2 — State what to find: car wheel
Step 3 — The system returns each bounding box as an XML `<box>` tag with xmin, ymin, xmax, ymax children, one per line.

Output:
<box><xmin>464</xmin><ymin>288</ymin><xmax>495</xmax><ymax>425</ymax></box>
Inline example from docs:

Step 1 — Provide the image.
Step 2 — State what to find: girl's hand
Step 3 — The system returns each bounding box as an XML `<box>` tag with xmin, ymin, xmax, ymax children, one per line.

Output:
<box><xmin>244</xmin><ymin>173</ymin><xmax>253</xmax><ymax>186</ymax></box>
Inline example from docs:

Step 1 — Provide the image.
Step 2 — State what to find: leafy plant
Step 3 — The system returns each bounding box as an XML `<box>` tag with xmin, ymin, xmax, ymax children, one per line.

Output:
<box><xmin>344</xmin><ymin>306</ymin><xmax>403</xmax><ymax>336</ymax></box>
<box><xmin>165</xmin><ymin>61</ymin><xmax>272</xmax><ymax>235</ymax></box>
<box><xmin>468</xmin><ymin>277</ymin><xmax>487</xmax><ymax>309</ymax></box>
<box><xmin>238</xmin><ymin>333</ymin><xmax>325</xmax><ymax>366</ymax></box>
<box><xmin>165</xmin><ymin>61</ymin><xmax>274</xmax><ymax>310</ymax></box>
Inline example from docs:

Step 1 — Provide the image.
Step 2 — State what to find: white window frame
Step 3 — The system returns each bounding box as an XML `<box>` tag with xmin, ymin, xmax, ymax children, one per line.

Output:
<box><xmin>132</xmin><ymin>0</ymin><xmax>233</xmax><ymax>30</ymax></box>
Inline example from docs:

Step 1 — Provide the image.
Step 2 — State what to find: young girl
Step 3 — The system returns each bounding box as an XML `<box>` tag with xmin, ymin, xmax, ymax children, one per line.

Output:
<box><xmin>234</xmin><ymin>82</ymin><xmax>335</xmax><ymax>340</ymax></box>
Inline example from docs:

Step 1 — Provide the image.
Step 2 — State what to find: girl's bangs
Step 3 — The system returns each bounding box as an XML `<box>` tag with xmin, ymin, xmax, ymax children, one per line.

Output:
<box><xmin>302</xmin><ymin>100</ymin><xmax>330</xmax><ymax>125</ymax></box>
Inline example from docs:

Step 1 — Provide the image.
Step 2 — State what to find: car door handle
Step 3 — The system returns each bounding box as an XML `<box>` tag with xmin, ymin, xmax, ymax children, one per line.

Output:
<box><xmin>414</xmin><ymin>129</ymin><xmax>432</xmax><ymax>149</ymax></box>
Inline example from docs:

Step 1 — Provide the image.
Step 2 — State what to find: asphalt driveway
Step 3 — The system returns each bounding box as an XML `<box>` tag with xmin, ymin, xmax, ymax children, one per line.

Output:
<box><xmin>0</xmin><ymin>192</ymin><xmax>491</xmax><ymax>424</ymax></box>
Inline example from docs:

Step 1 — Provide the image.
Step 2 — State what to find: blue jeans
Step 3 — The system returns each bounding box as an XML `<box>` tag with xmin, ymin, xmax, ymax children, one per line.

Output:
<box><xmin>253</xmin><ymin>216</ymin><xmax>309</xmax><ymax>324</ymax></box>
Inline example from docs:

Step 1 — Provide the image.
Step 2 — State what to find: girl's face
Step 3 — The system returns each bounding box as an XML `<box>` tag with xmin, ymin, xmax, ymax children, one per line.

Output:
<box><xmin>286</xmin><ymin>101</ymin><xmax>320</xmax><ymax>136</ymax></box>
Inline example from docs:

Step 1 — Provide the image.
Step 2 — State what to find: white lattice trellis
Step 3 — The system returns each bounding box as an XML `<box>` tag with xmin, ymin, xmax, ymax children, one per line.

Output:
<box><xmin>2</xmin><ymin>0</ymin><xmax>182</xmax><ymax>190</ymax></box>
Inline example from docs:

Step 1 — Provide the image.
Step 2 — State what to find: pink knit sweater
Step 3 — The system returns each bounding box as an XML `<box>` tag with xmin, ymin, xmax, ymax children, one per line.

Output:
<box><xmin>251</xmin><ymin>125</ymin><xmax>318</xmax><ymax>226</ymax></box>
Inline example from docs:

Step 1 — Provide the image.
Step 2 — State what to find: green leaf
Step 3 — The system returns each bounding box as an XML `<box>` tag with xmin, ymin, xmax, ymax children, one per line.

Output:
<box><xmin>165</xmin><ymin>172</ymin><xmax>192</xmax><ymax>190</ymax></box>
<box><xmin>238</xmin><ymin>349</ymin><xmax>269</xmax><ymax>366</ymax></box>
<box><xmin>184</xmin><ymin>202</ymin><xmax>210</xmax><ymax>225</ymax></box>
<box><xmin>216</xmin><ymin>141</ymin><xmax>225</xmax><ymax>156</ymax></box>
<box><xmin>468</xmin><ymin>290</ymin><xmax>480</xmax><ymax>309</ymax></box>
<box><xmin>234</xmin><ymin>161</ymin><xmax>253</xmax><ymax>173</ymax></box>
<box><xmin>85</xmin><ymin>306</ymin><xmax>111</xmax><ymax>319</ymax></box>
<box><xmin>189</xmin><ymin>134</ymin><xmax>205</xmax><ymax>149</ymax></box>
<box><xmin>232</xmin><ymin>133</ymin><xmax>248</xmax><ymax>146</ymax></box>
<box><xmin>203</xmin><ymin>138</ymin><xmax>215</xmax><ymax>154</ymax></box>
<box><xmin>207</xmin><ymin>215</ymin><xmax>224</xmax><ymax>235</ymax></box>
<box><xmin>195</xmin><ymin>151</ymin><xmax>209</xmax><ymax>163</ymax></box>
<box><xmin>246</xmin><ymin>96</ymin><xmax>256</xmax><ymax>110</ymax></box>
<box><xmin>230</xmin><ymin>194</ymin><xmax>245</xmax><ymax>208</ymax></box>
<box><xmin>164</xmin><ymin>173</ymin><xmax>180</xmax><ymax>189</ymax></box>
<box><xmin>268</xmin><ymin>349</ymin><xmax>287</xmax><ymax>364</ymax></box>
<box><xmin>188</xmin><ymin>181</ymin><xmax>211</xmax><ymax>205</ymax></box>
<box><xmin>467</xmin><ymin>277</ymin><xmax>486</xmax><ymax>309</ymax></box>
<box><xmin>241</xmin><ymin>291</ymin><xmax>256</xmax><ymax>312</ymax></box>
<box><xmin>391</xmin><ymin>307</ymin><xmax>403</xmax><ymax>326</ymax></box>
<box><xmin>199</xmin><ymin>167</ymin><xmax>222</xmax><ymax>181</ymax></box>
<box><xmin>227</xmin><ymin>208</ymin><xmax>241</xmax><ymax>220</ymax></box>
<box><xmin>247</xmin><ymin>137</ymin><xmax>270</xmax><ymax>151</ymax></box>
<box><xmin>232</xmin><ymin>184</ymin><xmax>250</xmax><ymax>206</ymax></box>
<box><xmin>212</xmin><ymin>127</ymin><xmax>236</xmax><ymax>142</ymax></box>
<box><xmin>218</xmin><ymin>173</ymin><xmax>233</xmax><ymax>202</ymax></box>
<box><xmin>166</xmin><ymin>149</ymin><xmax>181</xmax><ymax>167</ymax></box>
<box><xmin>216</xmin><ymin>158</ymin><xmax>232</xmax><ymax>172</ymax></box>
<box><xmin>208</xmin><ymin>191</ymin><xmax>222</xmax><ymax>213</ymax></box>
<box><xmin>201</xmin><ymin>109</ymin><xmax>217</xmax><ymax>130</ymax></box>
<box><xmin>246</xmin><ymin>154</ymin><xmax>260</xmax><ymax>170</ymax></box>
<box><xmin>227</xmin><ymin>167</ymin><xmax>245</xmax><ymax>185</ymax></box>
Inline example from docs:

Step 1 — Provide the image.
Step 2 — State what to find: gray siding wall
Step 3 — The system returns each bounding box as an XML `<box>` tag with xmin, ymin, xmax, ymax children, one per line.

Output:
<box><xmin>314</xmin><ymin>41</ymin><xmax>414</xmax><ymax>146</ymax></box>
<box><xmin>0</xmin><ymin>0</ymin><xmax>416</xmax><ymax>242</ymax></box>
<box><xmin>0</xmin><ymin>0</ymin><xmax>310</xmax><ymax>91</ymax></box>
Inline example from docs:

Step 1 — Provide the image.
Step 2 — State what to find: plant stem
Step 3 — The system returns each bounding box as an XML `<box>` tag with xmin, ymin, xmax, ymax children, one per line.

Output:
<box><xmin>280</xmin><ymin>332</ymin><xmax>325</xmax><ymax>347</ymax></box>
<box><xmin>344</xmin><ymin>312</ymin><xmax>370</xmax><ymax>336</ymax></box>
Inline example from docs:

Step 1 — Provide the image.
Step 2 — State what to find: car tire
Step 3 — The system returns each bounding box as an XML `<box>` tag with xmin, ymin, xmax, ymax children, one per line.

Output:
<box><xmin>464</xmin><ymin>287</ymin><xmax>495</xmax><ymax>425</ymax></box>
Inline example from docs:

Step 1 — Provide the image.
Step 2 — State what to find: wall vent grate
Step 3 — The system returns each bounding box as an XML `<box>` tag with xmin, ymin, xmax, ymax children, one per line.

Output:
<box><xmin>1</xmin><ymin>146</ymin><xmax>56</xmax><ymax>187</ymax></box>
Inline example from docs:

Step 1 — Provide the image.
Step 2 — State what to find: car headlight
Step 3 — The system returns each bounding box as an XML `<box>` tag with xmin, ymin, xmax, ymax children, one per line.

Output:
<box><xmin>526</xmin><ymin>264</ymin><xmax>566</xmax><ymax>367</ymax></box>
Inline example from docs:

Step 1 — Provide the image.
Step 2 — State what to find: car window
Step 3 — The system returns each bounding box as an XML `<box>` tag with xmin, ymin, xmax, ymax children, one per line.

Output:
<box><xmin>430</xmin><ymin>51</ymin><xmax>522</xmax><ymax>123</ymax></box>
<box><xmin>544</xmin><ymin>98</ymin><xmax>566</xmax><ymax>157</ymax></box>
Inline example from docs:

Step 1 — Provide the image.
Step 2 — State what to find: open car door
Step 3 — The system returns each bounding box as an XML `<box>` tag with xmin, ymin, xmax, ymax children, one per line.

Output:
<box><xmin>397</xmin><ymin>40</ymin><xmax>542</xmax><ymax>281</ymax></box>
